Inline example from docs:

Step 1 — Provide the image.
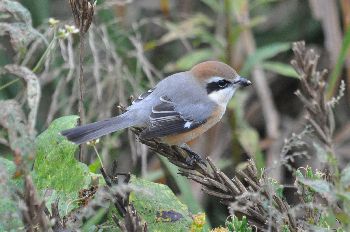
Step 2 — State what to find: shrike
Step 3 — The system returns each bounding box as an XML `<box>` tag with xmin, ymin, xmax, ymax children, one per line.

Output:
<box><xmin>62</xmin><ymin>61</ymin><xmax>251</xmax><ymax>159</ymax></box>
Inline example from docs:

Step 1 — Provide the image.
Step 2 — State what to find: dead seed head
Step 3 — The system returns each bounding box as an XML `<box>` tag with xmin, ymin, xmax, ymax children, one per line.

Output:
<box><xmin>68</xmin><ymin>0</ymin><xmax>96</xmax><ymax>33</ymax></box>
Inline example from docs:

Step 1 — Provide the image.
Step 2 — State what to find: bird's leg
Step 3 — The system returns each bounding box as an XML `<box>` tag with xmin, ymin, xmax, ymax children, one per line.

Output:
<box><xmin>180</xmin><ymin>144</ymin><xmax>206</xmax><ymax>166</ymax></box>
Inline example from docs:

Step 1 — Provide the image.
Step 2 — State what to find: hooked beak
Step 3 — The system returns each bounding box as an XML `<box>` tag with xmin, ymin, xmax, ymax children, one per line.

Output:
<box><xmin>233</xmin><ymin>76</ymin><xmax>252</xmax><ymax>87</ymax></box>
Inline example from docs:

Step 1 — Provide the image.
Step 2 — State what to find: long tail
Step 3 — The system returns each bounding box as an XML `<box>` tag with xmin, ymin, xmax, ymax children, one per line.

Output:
<box><xmin>61</xmin><ymin>112</ymin><xmax>136</xmax><ymax>145</ymax></box>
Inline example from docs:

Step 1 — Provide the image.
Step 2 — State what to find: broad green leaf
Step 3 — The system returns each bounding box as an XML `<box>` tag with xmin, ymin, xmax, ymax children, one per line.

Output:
<box><xmin>130</xmin><ymin>177</ymin><xmax>193</xmax><ymax>231</ymax></box>
<box><xmin>262</xmin><ymin>61</ymin><xmax>298</xmax><ymax>78</ymax></box>
<box><xmin>34</xmin><ymin>115</ymin><xmax>90</xmax><ymax>192</ymax></box>
<box><xmin>0</xmin><ymin>157</ymin><xmax>23</xmax><ymax>231</ymax></box>
<box><xmin>241</xmin><ymin>42</ymin><xmax>291</xmax><ymax>76</ymax></box>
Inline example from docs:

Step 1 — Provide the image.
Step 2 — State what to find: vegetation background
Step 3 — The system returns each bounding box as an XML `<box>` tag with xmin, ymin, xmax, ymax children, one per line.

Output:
<box><xmin>1</xmin><ymin>0</ymin><xmax>350</xmax><ymax>231</ymax></box>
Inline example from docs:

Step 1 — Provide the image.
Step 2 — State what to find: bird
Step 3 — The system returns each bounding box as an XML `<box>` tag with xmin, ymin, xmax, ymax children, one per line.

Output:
<box><xmin>61</xmin><ymin>61</ymin><xmax>251</xmax><ymax>163</ymax></box>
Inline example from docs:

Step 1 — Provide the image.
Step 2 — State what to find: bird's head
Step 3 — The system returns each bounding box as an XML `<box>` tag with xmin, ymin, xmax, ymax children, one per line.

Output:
<box><xmin>190</xmin><ymin>61</ymin><xmax>252</xmax><ymax>106</ymax></box>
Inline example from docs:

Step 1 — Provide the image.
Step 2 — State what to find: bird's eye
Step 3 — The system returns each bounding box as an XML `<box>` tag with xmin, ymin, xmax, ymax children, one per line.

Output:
<box><xmin>217</xmin><ymin>80</ymin><xmax>228</xmax><ymax>88</ymax></box>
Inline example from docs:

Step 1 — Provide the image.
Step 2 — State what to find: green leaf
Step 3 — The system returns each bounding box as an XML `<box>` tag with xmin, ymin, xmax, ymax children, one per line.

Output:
<box><xmin>34</xmin><ymin>115</ymin><xmax>90</xmax><ymax>193</ymax></box>
<box><xmin>39</xmin><ymin>188</ymin><xmax>81</xmax><ymax>217</ymax></box>
<box><xmin>241</xmin><ymin>42</ymin><xmax>291</xmax><ymax>76</ymax></box>
<box><xmin>261</xmin><ymin>61</ymin><xmax>298</xmax><ymax>78</ymax></box>
<box><xmin>226</xmin><ymin>215</ymin><xmax>253</xmax><ymax>232</ymax></box>
<box><xmin>268</xmin><ymin>178</ymin><xmax>284</xmax><ymax>198</ymax></box>
<box><xmin>89</xmin><ymin>158</ymin><xmax>102</xmax><ymax>174</ymax></box>
<box><xmin>82</xmin><ymin>207</ymin><xmax>110</xmax><ymax>231</ymax></box>
<box><xmin>130</xmin><ymin>177</ymin><xmax>193</xmax><ymax>231</ymax></box>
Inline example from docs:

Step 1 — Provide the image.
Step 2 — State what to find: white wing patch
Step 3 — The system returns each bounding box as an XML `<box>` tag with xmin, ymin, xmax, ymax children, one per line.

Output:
<box><xmin>184</xmin><ymin>121</ymin><xmax>192</xmax><ymax>128</ymax></box>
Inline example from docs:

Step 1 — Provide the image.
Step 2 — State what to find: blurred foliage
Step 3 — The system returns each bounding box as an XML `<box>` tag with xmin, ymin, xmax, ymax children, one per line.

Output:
<box><xmin>1</xmin><ymin>0</ymin><xmax>350</xmax><ymax>230</ymax></box>
<box><xmin>0</xmin><ymin>157</ymin><xmax>23</xmax><ymax>231</ymax></box>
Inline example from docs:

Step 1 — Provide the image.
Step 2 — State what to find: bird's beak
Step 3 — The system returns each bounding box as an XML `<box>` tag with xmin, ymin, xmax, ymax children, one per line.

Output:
<box><xmin>233</xmin><ymin>76</ymin><xmax>252</xmax><ymax>87</ymax></box>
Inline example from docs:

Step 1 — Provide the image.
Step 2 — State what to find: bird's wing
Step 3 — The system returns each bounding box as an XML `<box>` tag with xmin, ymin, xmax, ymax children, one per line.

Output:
<box><xmin>132</xmin><ymin>88</ymin><xmax>155</xmax><ymax>104</ymax></box>
<box><xmin>140</xmin><ymin>96</ymin><xmax>207</xmax><ymax>139</ymax></box>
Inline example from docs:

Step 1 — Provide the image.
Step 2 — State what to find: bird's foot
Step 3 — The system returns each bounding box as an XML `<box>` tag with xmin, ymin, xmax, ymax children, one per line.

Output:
<box><xmin>182</xmin><ymin>147</ymin><xmax>206</xmax><ymax>167</ymax></box>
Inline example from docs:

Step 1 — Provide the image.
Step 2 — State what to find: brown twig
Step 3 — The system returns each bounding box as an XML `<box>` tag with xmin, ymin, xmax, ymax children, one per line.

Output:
<box><xmin>131</xmin><ymin>128</ymin><xmax>297</xmax><ymax>231</ymax></box>
<box><xmin>18</xmin><ymin>175</ymin><xmax>50</xmax><ymax>232</ymax></box>
<box><xmin>100</xmin><ymin>163</ymin><xmax>147</xmax><ymax>232</ymax></box>
<box><xmin>68</xmin><ymin>0</ymin><xmax>95</xmax><ymax>161</ymax></box>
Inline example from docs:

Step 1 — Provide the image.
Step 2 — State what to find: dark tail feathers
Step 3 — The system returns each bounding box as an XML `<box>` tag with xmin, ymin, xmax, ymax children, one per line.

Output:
<box><xmin>61</xmin><ymin>114</ymin><xmax>134</xmax><ymax>145</ymax></box>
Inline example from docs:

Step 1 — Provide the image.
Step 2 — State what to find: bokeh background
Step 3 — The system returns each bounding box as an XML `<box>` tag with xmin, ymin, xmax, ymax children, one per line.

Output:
<box><xmin>1</xmin><ymin>0</ymin><xmax>350</xmax><ymax>228</ymax></box>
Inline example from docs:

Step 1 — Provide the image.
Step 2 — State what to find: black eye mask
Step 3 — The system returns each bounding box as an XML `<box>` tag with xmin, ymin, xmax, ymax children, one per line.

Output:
<box><xmin>206</xmin><ymin>79</ymin><xmax>232</xmax><ymax>94</ymax></box>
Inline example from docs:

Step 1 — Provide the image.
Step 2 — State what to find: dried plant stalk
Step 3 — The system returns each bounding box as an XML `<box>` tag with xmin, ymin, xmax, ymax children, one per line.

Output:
<box><xmin>18</xmin><ymin>175</ymin><xmax>50</xmax><ymax>232</ymax></box>
<box><xmin>132</xmin><ymin>128</ymin><xmax>297</xmax><ymax>231</ymax></box>
<box><xmin>291</xmin><ymin>41</ymin><xmax>336</xmax><ymax>156</ymax></box>
<box><xmin>290</xmin><ymin>41</ymin><xmax>346</xmax><ymax>195</ymax></box>
<box><xmin>68</xmin><ymin>0</ymin><xmax>95</xmax><ymax>34</ymax></box>
<box><xmin>68</xmin><ymin>0</ymin><xmax>96</xmax><ymax>161</ymax></box>
<box><xmin>100</xmin><ymin>165</ymin><xmax>147</xmax><ymax>232</ymax></box>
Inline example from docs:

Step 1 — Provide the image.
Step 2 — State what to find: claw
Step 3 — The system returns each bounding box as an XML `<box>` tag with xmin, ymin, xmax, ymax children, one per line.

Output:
<box><xmin>182</xmin><ymin>147</ymin><xmax>207</xmax><ymax>167</ymax></box>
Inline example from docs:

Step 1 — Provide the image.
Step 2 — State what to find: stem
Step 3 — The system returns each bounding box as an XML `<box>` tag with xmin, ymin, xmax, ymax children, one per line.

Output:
<box><xmin>0</xmin><ymin>78</ymin><xmax>20</xmax><ymax>91</ymax></box>
<box><xmin>78</xmin><ymin>28</ymin><xmax>86</xmax><ymax>162</ymax></box>
<box><xmin>93</xmin><ymin>145</ymin><xmax>104</xmax><ymax>169</ymax></box>
<box><xmin>32</xmin><ymin>34</ymin><xmax>57</xmax><ymax>73</ymax></box>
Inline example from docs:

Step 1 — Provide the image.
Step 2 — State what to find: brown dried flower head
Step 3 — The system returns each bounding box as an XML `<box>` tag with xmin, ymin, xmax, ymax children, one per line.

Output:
<box><xmin>68</xmin><ymin>0</ymin><xmax>96</xmax><ymax>33</ymax></box>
